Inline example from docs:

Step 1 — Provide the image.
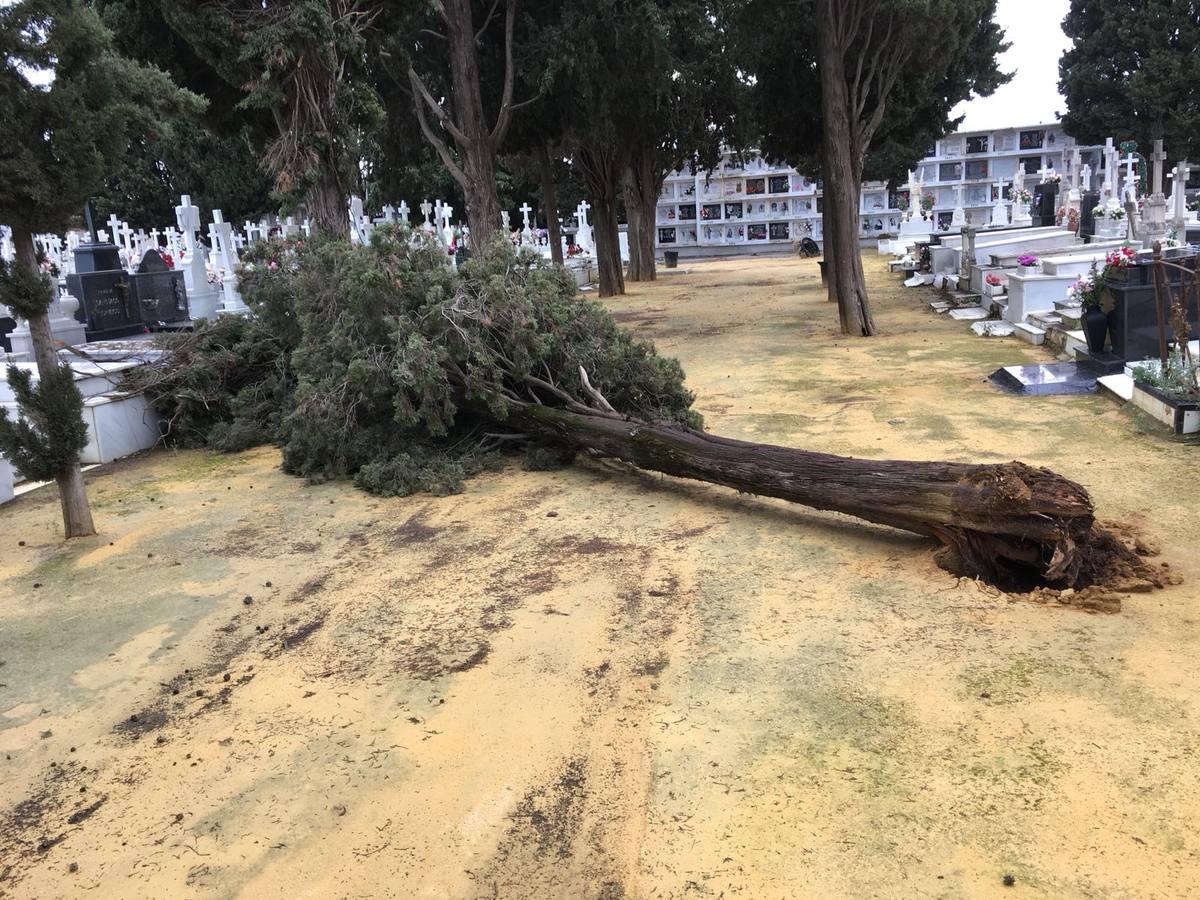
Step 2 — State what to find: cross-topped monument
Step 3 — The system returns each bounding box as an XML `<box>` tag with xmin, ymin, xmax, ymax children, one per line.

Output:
<box><xmin>990</xmin><ymin>175</ymin><xmax>1009</xmax><ymax>227</ymax></box>
<box><xmin>420</xmin><ymin>200</ymin><xmax>433</xmax><ymax>226</ymax></box>
<box><xmin>1150</xmin><ymin>139</ymin><xmax>1167</xmax><ymax>196</ymax></box>
<box><xmin>398</xmin><ymin>201</ymin><xmax>410</xmax><ymax>224</ymax></box>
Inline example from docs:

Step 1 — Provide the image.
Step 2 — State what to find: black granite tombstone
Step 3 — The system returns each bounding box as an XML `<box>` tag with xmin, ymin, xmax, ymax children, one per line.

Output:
<box><xmin>1079</xmin><ymin>190</ymin><xmax>1100</xmax><ymax>240</ymax></box>
<box><xmin>1104</xmin><ymin>253</ymin><xmax>1200</xmax><ymax>360</ymax></box>
<box><xmin>131</xmin><ymin>249</ymin><xmax>188</xmax><ymax>324</ymax></box>
<box><xmin>1032</xmin><ymin>182</ymin><xmax>1059</xmax><ymax>227</ymax></box>
<box><xmin>70</xmin><ymin>268</ymin><xmax>141</xmax><ymax>339</ymax></box>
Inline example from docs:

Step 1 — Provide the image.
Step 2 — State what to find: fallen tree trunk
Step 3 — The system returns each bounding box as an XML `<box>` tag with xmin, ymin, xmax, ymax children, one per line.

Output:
<box><xmin>507</xmin><ymin>399</ymin><xmax>1125</xmax><ymax>591</ymax></box>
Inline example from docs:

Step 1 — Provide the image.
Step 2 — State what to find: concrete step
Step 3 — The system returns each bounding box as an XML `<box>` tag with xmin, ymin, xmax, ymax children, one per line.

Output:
<box><xmin>1028</xmin><ymin>311</ymin><xmax>1063</xmax><ymax>328</ymax></box>
<box><xmin>1097</xmin><ymin>373</ymin><xmax>1135</xmax><ymax>402</ymax></box>
<box><xmin>1058</xmin><ymin>306</ymin><xmax>1084</xmax><ymax>329</ymax></box>
<box><xmin>1062</xmin><ymin>328</ymin><xmax>1088</xmax><ymax>357</ymax></box>
<box><xmin>1013</xmin><ymin>322</ymin><xmax>1046</xmax><ymax>345</ymax></box>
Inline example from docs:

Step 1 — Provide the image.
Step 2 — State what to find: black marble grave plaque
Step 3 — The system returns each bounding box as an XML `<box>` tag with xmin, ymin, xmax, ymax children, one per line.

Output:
<box><xmin>73</xmin><ymin>269</ymin><xmax>141</xmax><ymax>339</ymax></box>
<box><xmin>1079</xmin><ymin>190</ymin><xmax>1100</xmax><ymax>240</ymax></box>
<box><xmin>1105</xmin><ymin>256</ymin><xmax>1200</xmax><ymax>360</ymax></box>
<box><xmin>1032</xmin><ymin>182</ymin><xmax>1059</xmax><ymax>227</ymax></box>
<box><xmin>132</xmin><ymin>250</ymin><xmax>188</xmax><ymax>324</ymax></box>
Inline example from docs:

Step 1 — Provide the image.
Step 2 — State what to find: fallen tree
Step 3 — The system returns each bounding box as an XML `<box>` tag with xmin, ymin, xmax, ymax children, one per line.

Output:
<box><xmin>130</xmin><ymin>231</ymin><xmax>1158</xmax><ymax>593</ymax></box>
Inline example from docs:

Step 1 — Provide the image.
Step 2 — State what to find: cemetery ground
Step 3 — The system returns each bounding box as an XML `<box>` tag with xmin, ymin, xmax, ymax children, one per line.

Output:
<box><xmin>2</xmin><ymin>252</ymin><xmax>1199</xmax><ymax>899</ymax></box>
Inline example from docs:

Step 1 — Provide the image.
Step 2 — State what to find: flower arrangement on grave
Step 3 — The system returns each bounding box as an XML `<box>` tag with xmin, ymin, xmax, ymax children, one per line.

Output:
<box><xmin>1017</xmin><ymin>254</ymin><xmax>1039</xmax><ymax>268</ymax></box>
<box><xmin>1040</xmin><ymin>169</ymin><xmax>1062</xmax><ymax>184</ymax></box>
<box><xmin>1093</xmin><ymin>201</ymin><xmax>1125</xmax><ymax>221</ymax></box>
<box><xmin>156</xmin><ymin>250</ymin><xmax>175</xmax><ymax>269</ymax></box>
<box><xmin>895</xmin><ymin>194</ymin><xmax>909</xmax><ymax>212</ymax></box>
<box><xmin>38</xmin><ymin>258</ymin><xmax>59</xmax><ymax>278</ymax></box>
<box><xmin>985</xmin><ymin>273</ymin><xmax>1003</xmax><ymax>287</ymax></box>
<box><xmin>920</xmin><ymin>192</ymin><xmax>935</xmax><ymax>212</ymax></box>
<box><xmin>1105</xmin><ymin>246</ymin><xmax>1137</xmax><ymax>269</ymax></box>
<box><xmin>1067</xmin><ymin>264</ymin><xmax>1103</xmax><ymax>309</ymax></box>
<box><xmin>1013</xmin><ymin>187</ymin><xmax>1033</xmax><ymax>205</ymax></box>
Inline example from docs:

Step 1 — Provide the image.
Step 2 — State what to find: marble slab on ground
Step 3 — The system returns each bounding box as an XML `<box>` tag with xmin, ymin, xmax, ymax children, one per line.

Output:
<box><xmin>947</xmin><ymin>307</ymin><xmax>989</xmax><ymax>321</ymax></box>
<box><xmin>989</xmin><ymin>361</ymin><xmax>1111</xmax><ymax>396</ymax></box>
<box><xmin>971</xmin><ymin>321</ymin><xmax>1016</xmax><ymax>337</ymax></box>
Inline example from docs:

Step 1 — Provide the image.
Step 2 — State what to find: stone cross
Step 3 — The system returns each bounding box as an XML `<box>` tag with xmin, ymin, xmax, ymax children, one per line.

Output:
<box><xmin>420</xmin><ymin>200</ymin><xmax>432</xmax><ymax>226</ymax></box>
<box><xmin>1171</xmin><ymin>160</ymin><xmax>1192</xmax><ymax>226</ymax></box>
<box><xmin>1035</xmin><ymin>164</ymin><xmax>1052</xmax><ymax>183</ymax></box>
<box><xmin>1069</xmin><ymin>148</ymin><xmax>1081</xmax><ymax>190</ymax></box>
<box><xmin>1150</xmin><ymin>139</ymin><xmax>1167</xmax><ymax>196</ymax></box>
<box><xmin>1102</xmin><ymin>137</ymin><xmax>1116</xmax><ymax>193</ymax></box>
<box><xmin>381</xmin><ymin>204</ymin><xmax>396</xmax><ymax>223</ymax></box>
<box><xmin>106</xmin><ymin>213</ymin><xmax>122</xmax><ymax>245</ymax></box>
<box><xmin>119</xmin><ymin>222</ymin><xmax>135</xmax><ymax>257</ymax></box>
<box><xmin>519</xmin><ymin>202</ymin><xmax>533</xmax><ymax>229</ymax></box>
<box><xmin>992</xmin><ymin>175</ymin><xmax>1008</xmax><ymax>202</ymax></box>
<box><xmin>212</xmin><ymin>209</ymin><xmax>248</xmax><ymax>313</ymax></box>
<box><xmin>1081</xmin><ymin>163</ymin><xmax>1092</xmax><ymax>191</ymax></box>
<box><xmin>577</xmin><ymin>200</ymin><xmax>591</xmax><ymax>226</ymax></box>
<box><xmin>398</xmin><ymin>201</ymin><xmax>410</xmax><ymax>224</ymax></box>
<box><xmin>501</xmin><ymin>210</ymin><xmax>511</xmax><ymax>231</ymax></box>
<box><xmin>175</xmin><ymin>195</ymin><xmax>202</xmax><ymax>257</ymax></box>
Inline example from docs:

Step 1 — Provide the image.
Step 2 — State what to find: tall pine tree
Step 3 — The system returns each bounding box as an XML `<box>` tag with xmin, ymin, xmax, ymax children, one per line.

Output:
<box><xmin>0</xmin><ymin>0</ymin><xmax>201</xmax><ymax>537</ymax></box>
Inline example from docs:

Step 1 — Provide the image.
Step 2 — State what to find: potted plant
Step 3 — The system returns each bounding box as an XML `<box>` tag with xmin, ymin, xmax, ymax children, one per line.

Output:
<box><xmin>983</xmin><ymin>272</ymin><xmax>1004</xmax><ymax>297</ymax></box>
<box><xmin>1068</xmin><ymin>263</ymin><xmax>1108</xmax><ymax>353</ymax></box>
<box><xmin>1017</xmin><ymin>254</ymin><xmax>1039</xmax><ymax>275</ymax></box>
<box><xmin>1130</xmin><ymin>354</ymin><xmax>1200</xmax><ymax>434</ymax></box>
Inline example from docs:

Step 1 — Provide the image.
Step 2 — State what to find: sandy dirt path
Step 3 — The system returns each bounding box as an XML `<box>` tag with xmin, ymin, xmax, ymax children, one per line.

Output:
<box><xmin>1</xmin><ymin>252</ymin><xmax>1198</xmax><ymax>899</ymax></box>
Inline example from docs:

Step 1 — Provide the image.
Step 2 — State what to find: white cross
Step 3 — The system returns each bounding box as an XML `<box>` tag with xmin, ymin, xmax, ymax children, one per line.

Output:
<box><xmin>1069</xmin><ymin>148</ymin><xmax>1082</xmax><ymax>190</ymax></box>
<box><xmin>106</xmin><ymin>213</ymin><xmax>122</xmax><ymax>244</ymax></box>
<box><xmin>1081</xmin><ymin>164</ymin><xmax>1092</xmax><ymax>191</ymax></box>
<box><xmin>419</xmin><ymin>200</ymin><xmax>432</xmax><ymax>225</ymax></box>
<box><xmin>398</xmin><ymin>201</ymin><xmax>410</xmax><ymax>223</ymax></box>
<box><xmin>577</xmin><ymin>200</ymin><xmax>591</xmax><ymax>225</ymax></box>
<box><xmin>1121</xmin><ymin>152</ymin><xmax>1139</xmax><ymax>201</ymax></box>
<box><xmin>1037</xmin><ymin>164</ymin><xmax>1053</xmax><ymax>183</ymax></box>
<box><xmin>381</xmin><ymin>204</ymin><xmax>396</xmax><ymax>223</ymax></box>
<box><xmin>992</xmin><ymin>175</ymin><xmax>1008</xmax><ymax>202</ymax></box>
<box><xmin>176</xmin><ymin>195</ymin><xmax>201</xmax><ymax>236</ymax></box>
<box><xmin>519</xmin><ymin>202</ymin><xmax>533</xmax><ymax>228</ymax></box>
<box><xmin>501</xmin><ymin>210</ymin><xmax>511</xmax><ymax>230</ymax></box>
<box><xmin>1102</xmin><ymin>138</ymin><xmax>1116</xmax><ymax>192</ymax></box>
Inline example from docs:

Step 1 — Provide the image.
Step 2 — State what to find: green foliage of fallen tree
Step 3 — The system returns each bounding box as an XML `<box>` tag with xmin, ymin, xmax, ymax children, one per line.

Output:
<box><xmin>133</xmin><ymin>228</ymin><xmax>700</xmax><ymax>495</ymax></box>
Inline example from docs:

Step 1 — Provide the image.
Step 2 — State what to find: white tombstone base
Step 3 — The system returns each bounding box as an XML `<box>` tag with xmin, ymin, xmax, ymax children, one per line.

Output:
<box><xmin>8</xmin><ymin>315</ymin><xmax>88</xmax><ymax>359</ymax></box>
<box><xmin>187</xmin><ymin>288</ymin><xmax>223</xmax><ymax>322</ymax></box>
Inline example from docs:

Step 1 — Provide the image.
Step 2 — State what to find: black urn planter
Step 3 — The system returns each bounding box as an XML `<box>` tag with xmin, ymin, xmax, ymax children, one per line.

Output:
<box><xmin>817</xmin><ymin>259</ymin><xmax>828</xmax><ymax>284</ymax></box>
<box><xmin>1082</xmin><ymin>305</ymin><xmax>1108</xmax><ymax>353</ymax></box>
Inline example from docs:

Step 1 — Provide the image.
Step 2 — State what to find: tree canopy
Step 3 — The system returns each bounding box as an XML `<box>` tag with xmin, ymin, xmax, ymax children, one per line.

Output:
<box><xmin>1059</xmin><ymin>0</ymin><xmax>1200</xmax><ymax>158</ymax></box>
<box><xmin>0</xmin><ymin>0</ymin><xmax>204</xmax><ymax>235</ymax></box>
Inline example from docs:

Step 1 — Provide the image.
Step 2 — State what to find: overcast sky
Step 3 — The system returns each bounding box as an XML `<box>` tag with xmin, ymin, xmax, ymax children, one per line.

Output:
<box><xmin>952</xmin><ymin>0</ymin><xmax>1072</xmax><ymax>131</ymax></box>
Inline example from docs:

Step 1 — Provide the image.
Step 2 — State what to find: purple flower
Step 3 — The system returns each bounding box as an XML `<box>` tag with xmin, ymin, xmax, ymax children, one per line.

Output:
<box><xmin>1017</xmin><ymin>254</ymin><xmax>1039</xmax><ymax>267</ymax></box>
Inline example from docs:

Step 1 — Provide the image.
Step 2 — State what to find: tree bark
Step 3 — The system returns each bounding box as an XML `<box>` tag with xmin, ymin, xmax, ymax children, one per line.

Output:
<box><xmin>623</xmin><ymin>174</ymin><xmax>643</xmax><ymax>281</ymax></box>
<box><xmin>816</xmin><ymin>0</ymin><xmax>875</xmax><ymax>336</ymax></box>
<box><xmin>444</xmin><ymin>0</ymin><xmax>502</xmax><ymax>244</ymax></box>
<box><xmin>306</xmin><ymin>166</ymin><xmax>347</xmax><ymax>238</ymax></box>
<box><xmin>10</xmin><ymin>229</ymin><xmax>97</xmax><ymax>538</ymax></box>
<box><xmin>623</xmin><ymin>150</ymin><xmax>660</xmax><ymax>282</ymax></box>
<box><xmin>576</xmin><ymin>144</ymin><xmax>626</xmax><ymax>297</ymax></box>
<box><xmin>507</xmin><ymin>400</ymin><xmax>1106</xmax><ymax>590</ymax></box>
<box><xmin>537</xmin><ymin>142</ymin><xmax>564</xmax><ymax>265</ymax></box>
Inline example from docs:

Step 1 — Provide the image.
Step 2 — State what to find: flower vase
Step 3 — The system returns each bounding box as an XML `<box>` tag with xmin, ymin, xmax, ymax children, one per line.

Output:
<box><xmin>1017</xmin><ymin>265</ymin><xmax>1039</xmax><ymax>276</ymax></box>
<box><xmin>1082</xmin><ymin>306</ymin><xmax>1108</xmax><ymax>353</ymax></box>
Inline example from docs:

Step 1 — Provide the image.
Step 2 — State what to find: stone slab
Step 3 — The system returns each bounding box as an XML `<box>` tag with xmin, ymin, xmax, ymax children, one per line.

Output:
<box><xmin>988</xmin><ymin>360</ymin><xmax>1108</xmax><ymax>396</ymax></box>
<box><xmin>947</xmin><ymin>307</ymin><xmax>990</xmax><ymax>321</ymax></box>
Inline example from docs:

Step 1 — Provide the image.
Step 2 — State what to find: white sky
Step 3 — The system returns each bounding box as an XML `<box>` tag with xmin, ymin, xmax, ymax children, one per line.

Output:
<box><xmin>952</xmin><ymin>0</ymin><xmax>1072</xmax><ymax>131</ymax></box>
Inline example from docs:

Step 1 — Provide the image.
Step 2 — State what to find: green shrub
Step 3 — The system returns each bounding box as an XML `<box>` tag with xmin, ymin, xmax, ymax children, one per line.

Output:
<box><xmin>131</xmin><ymin>228</ymin><xmax>700</xmax><ymax>496</ymax></box>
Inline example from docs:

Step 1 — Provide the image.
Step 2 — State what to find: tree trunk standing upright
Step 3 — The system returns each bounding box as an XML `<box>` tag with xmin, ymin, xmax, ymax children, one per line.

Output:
<box><xmin>623</xmin><ymin>177</ymin><xmax>643</xmax><ymax>280</ymax></box>
<box><xmin>537</xmin><ymin>142</ymin><xmax>564</xmax><ymax>265</ymax></box>
<box><xmin>306</xmin><ymin>166</ymin><xmax>348</xmax><ymax>237</ymax></box>
<box><xmin>577</xmin><ymin>144</ymin><xmax>626</xmax><ymax>297</ymax></box>
<box><xmin>623</xmin><ymin>149</ymin><xmax>660</xmax><ymax>282</ymax></box>
<box><xmin>409</xmin><ymin>0</ymin><xmax>525</xmax><ymax>248</ymax></box>
<box><xmin>9</xmin><ymin>229</ymin><xmax>96</xmax><ymax>538</ymax></box>
<box><xmin>815</xmin><ymin>0</ymin><xmax>874</xmax><ymax>336</ymax></box>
